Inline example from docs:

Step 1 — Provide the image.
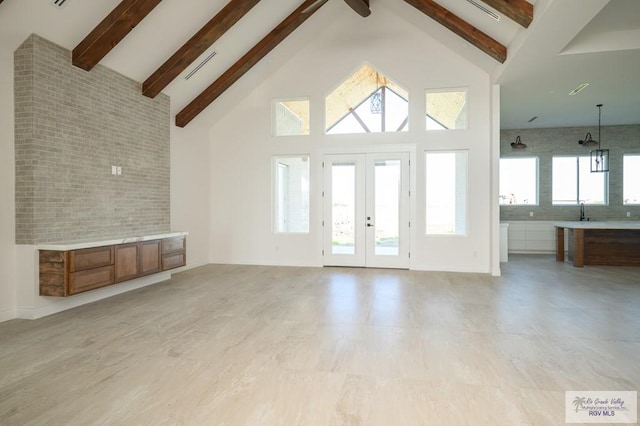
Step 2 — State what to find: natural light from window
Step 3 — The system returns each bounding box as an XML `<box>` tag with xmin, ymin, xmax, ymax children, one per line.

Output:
<box><xmin>273</xmin><ymin>99</ymin><xmax>310</xmax><ymax>136</ymax></box>
<box><xmin>326</xmin><ymin>64</ymin><xmax>408</xmax><ymax>135</ymax></box>
<box><xmin>623</xmin><ymin>154</ymin><xmax>640</xmax><ymax>204</ymax></box>
<box><xmin>426</xmin><ymin>151</ymin><xmax>468</xmax><ymax>235</ymax></box>
<box><xmin>552</xmin><ymin>156</ymin><xmax>607</xmax><ymax>205</ymax></box>
<box><xmin>426</xmin><ymin>89</ymin><xmax>468</xmax><ymax>130</ymax></box>
<box><xmin>499</xmin><ymin>158</ymin><xmax>538</xmax><ymax>205</ymax></box>
<box><xmin>273</xmin><ymin>156</ymin><xmax>310</xmax><ymax>233</ymax></box>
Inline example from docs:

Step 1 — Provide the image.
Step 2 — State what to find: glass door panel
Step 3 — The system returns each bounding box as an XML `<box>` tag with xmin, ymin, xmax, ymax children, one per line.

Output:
<box><xmin>331</xmin><ymin>163</ymin><xmax>356</xmax><ymax>255</ymax></box>
<box><xmin>374</xmin><ymin>160</ymin><xmax>401</xmax><ymax>256</ymax></box>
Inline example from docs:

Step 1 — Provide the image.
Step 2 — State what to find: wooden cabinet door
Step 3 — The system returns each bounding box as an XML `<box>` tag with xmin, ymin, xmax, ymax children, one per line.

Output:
<box><xmin>140</xmin><ymin>240</ymin><xmax>161</xmax><ymax>276</ymax></box>
<box><xmin>114</xmin><ymin>243</ymin><xmax>140</xmax><ymax>283</ymax></box>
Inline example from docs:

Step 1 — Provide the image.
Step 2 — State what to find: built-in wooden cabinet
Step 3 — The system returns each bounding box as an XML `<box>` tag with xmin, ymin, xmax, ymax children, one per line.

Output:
<box><xmin>39</xmin><ymin>236</ymin><xmax>186</xmax><ymax>297</ymax></box>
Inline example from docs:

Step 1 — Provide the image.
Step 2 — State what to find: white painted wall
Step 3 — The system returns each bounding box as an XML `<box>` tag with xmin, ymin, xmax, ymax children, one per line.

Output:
<box><xmin>171</xmin><ymin>124</ymin><xmax>211</xmax><ymax>269</ymax></box>
<box><xmin>205</xmin><ymin>4</ymin><xmax>496</xmax><ymax>273</ymax></box>
<box><xmin>0</xmin><ymin>47</ymin><xmax>17</xmax><ymax>321</ymax></box>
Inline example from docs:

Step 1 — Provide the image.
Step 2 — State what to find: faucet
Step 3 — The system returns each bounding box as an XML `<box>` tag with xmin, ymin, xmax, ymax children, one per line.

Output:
<box><xmin>579</xmin><ymin>202</ymin><xmax>586</xmax><ymax>221</ymax></box>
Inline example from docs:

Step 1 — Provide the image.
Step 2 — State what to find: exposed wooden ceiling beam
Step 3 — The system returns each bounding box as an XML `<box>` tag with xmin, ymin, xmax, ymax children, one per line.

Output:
<box><xmin>72</xmin><ymin>0</ymin><xmax>163</xmax><ymax>71</ymax></box>
<box><xmin>480</xmin><ymin>0</ymin><xmax>533</xmax><ymax>28</ymax></box>
<box><xmin>176</xmin><ymin>0</ymin><xmax>326</xmax><ymax>128</ymax></box>
<box><xmin>143</xmin><ymin>0</ymin><xmax>262</xmax><ymax>99</ymax></box>
<box><xmin>404</xmin><ymin>0</ymin><xmax>507</xmax><ymax>63</ymax></box>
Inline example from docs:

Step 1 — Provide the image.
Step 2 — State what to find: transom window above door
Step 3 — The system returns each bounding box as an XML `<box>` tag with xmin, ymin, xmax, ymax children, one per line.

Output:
<box><xmin>273</xmin><ymin>99</ymin><xmax>310</xmax><ymax>136</ymax></box>
<box><xmin>426</xmin><ymin>88</ymin><xmax>468</xmax><ymax>130</ymax></box>
<box><xmin>326</xmin><ymin>64</ymin><xmax>409</xmax><ymax>135</ymax></box>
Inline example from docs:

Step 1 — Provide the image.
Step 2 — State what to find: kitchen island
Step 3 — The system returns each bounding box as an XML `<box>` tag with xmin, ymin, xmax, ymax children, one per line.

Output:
<box><xmin>555</xmin><ymin>221</ymin><xmax>640</xmax><ymax>267</ymax></box>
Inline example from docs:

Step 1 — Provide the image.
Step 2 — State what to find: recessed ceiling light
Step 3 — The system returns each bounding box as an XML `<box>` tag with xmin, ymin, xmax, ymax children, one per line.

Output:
<box><xmin>569</xmin><ymin>83</ymin><xmax>589</xmax><ymax>95</ymax></box>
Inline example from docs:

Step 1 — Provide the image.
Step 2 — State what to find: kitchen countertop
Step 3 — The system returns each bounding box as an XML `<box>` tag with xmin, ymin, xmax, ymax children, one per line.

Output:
<box><xmin>37</xmin><ymin>231</ymin><xmax>188</xmax><ymax>251</ymax></box>
<box><xmin>554</xmin><ymin>221</ymin><xmax>640</xmax><ymax>230</ymax></box>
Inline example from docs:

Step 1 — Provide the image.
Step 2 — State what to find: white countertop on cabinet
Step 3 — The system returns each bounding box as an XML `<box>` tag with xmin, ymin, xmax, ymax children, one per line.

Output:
<box><xmin>37</xmin><ymin>232</ymin><xmax>188</xmax><ymax>251</ymax></box>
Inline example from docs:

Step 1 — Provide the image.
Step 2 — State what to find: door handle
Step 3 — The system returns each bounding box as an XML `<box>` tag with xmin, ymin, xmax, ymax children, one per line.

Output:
<box><xmin>367</xmin><ymin>223</ymin><xmax>374</xmax><ymax>227</ymax></box>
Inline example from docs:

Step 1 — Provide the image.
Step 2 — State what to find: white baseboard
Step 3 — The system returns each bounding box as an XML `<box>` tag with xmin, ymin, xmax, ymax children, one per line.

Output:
<box><xmin>410</xmin><ymin>264</ymin><xmax>491</xmax><ymax>274</ymax></box>
<box><xmin>16</xmin><ymin>272</ymin><xmax>171</xmax><ymax>320</ymax></box>
<box><xmin>0</xmin><ymin>308</ymin><xmax>17</xmax><ymax>323</ymax></box>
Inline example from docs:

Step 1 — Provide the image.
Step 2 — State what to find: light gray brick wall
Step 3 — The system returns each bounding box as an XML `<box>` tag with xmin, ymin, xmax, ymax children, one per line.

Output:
<box><xmin>14</xmin><ymin>34</ymin><xmax>170</xmax><ymax>244</ymax></box>
<box><xmin>500</xmin><ymin>125</ymin><xmax>640</xmax><ymax>221</ymax></box>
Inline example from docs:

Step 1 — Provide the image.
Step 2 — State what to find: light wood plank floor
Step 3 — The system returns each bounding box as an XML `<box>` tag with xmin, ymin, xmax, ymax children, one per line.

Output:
<box><xmin>1</xmin><ymin>255</ymin><xmax>639</xmax><ymax>425</ymax></box>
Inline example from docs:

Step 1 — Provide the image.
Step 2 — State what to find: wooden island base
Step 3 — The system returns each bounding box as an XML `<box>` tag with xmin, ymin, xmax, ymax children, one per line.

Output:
<box><xmin>555</xmin><ymin>222</ymin><xmax>640</xmax><ymax>267</ymax></box>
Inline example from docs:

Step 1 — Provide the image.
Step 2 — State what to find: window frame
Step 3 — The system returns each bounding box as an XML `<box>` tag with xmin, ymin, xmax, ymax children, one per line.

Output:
<box><xmin>551</xmin><ymin>155</ymin><xmax>609</xmax><ymax>206</ymax></box>
<box><xmin>272</xmin><ymin>154</ymin><xmax>311</xmax><ymax>234</ymax></box>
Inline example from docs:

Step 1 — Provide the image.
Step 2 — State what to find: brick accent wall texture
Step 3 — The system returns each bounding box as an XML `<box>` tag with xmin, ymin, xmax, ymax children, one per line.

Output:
<box><xmin>14</xmin><ymin>34</ymin><xmax>170</xmax><ymax>244</ymax></box>
<box><xmin>500</xmin><ymin>125</ymin><xmax>640</xmax><ymax>221</ymax></box>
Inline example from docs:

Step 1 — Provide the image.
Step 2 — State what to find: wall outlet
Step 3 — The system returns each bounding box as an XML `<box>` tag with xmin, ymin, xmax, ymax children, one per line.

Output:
<box><xmin>111</xmin><ymin>165</ymin><xmax>117</xmax><ymax>175</ymax></box>
<box><xmin>627</xmin><ymin>212</ymin><xmax>631</xmax><ymax>218</ymax></box>
<box><xmin>529</xmin><ymin>212</ymin><xmax>534</xmax><ymax>217</ymax></box>
<box><xmin>117</xmin><ymin>166</ymin><xmax>122</xmax><ymax>175</ymax></box>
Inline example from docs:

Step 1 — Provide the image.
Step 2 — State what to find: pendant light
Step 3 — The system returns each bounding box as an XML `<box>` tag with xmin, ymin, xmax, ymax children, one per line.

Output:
<box><xmin>370</xmin><ymin>72</ymin><xmax>383</xmax><ymax>114</ymax></box>
<box><xmin>586</xmin><ymin>104</ymin><xmax>609</xmax><ymax>173</ymax></box>
<box><xmin>370</xmin><ymin>91</ymin><xmax>383</xmax><ymax>114</ymax></box>
<box><xmin>510</xmin><ymin>135</ymin><xmax>527</xmax><ymax>149</ymax></box>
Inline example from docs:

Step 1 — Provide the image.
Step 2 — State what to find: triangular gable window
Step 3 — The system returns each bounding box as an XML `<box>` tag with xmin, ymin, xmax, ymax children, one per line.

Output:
<box><xmin>326</xmin><ymin>64</ymin><xmax>409</xmax><ymax>134</ymax></box>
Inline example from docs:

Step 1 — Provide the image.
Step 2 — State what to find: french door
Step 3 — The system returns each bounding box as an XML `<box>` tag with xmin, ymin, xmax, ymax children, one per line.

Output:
<box><xmin>323</xmin><ymin>153</ymin><xmax>410</xmax><ymax>268</ymax></box>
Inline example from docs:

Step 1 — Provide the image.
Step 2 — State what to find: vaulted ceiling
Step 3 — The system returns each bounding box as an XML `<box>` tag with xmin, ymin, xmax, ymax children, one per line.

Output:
<box><xmin>1</xmin><ymin>0</ymin><xmax>638</xmax><ymax>129</ymax></box>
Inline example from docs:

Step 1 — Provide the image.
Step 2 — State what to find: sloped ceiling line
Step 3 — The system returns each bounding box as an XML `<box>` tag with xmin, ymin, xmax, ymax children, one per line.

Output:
<box><xmin>175</xmin><ymin>0</ymin><xmax>327</xmax><ymax>128</ymax></box>
<box><xmin>142</xmin><ymin>0</ymin><xmax>262</xmax><ymax>99</ymax></box>
<box><xmin>404</xmin><ymin>0</ymin><xmax>508</xmax><ymax>63</ymax></box>
<box><xmin>72</xmin><ymin>0</ymin><xmax>163</xmax><ymax>71</ymax></box>
<box><xmin>480</xmin><ymin>0</ymin><xmax>533</xmax><ymax>28</ymax></box>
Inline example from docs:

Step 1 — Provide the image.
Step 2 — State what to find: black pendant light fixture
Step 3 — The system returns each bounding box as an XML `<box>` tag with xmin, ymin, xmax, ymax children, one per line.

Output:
<box><xmin>583</xmin><ymin>104</ymin><xmax>609</xmax><ymax>173</ymax></box>
<box><xmin>510</xmin><ymin>135</ymin><xmax>527</xmax><ymax>149</ymax></box>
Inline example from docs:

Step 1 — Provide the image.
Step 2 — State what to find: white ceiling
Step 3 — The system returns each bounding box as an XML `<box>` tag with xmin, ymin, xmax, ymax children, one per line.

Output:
<box><xmin>0</xmin><ymin>0</ymin><xmax>638</xmax><ymax>130</ymax></box>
